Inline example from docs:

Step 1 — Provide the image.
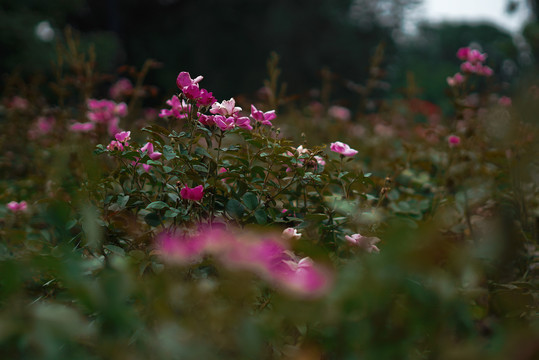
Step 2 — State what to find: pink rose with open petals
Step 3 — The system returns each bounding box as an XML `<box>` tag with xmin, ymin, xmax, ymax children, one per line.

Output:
<box><xmin>210</xmin><ymin>98</ymin><xmax>242</xmax><ymax>117</ymax></box>
<box><xmin>330</xmin><ymin>141</ymin><xmax>358</xmax><ymax>157</ymax></box>
<box><xmin>250</xmin><ymin>104</ymin><xmax>276</xmax><ymax>126</ymax></box>
<box><xmin>180</xmin><ymin>185</ymin><xmax>204</xmax><ymax>201</ymax></box>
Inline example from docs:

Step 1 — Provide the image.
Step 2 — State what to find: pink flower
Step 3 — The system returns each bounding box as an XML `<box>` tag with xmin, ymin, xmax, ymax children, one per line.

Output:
<box><xmin>176</xmin><ymin>71</ymin><xmax>203</xmax><ymax>89</ymax></box>
<box><xmin>6</xmin><ymin>201</ymin><xmax>28</xmax><ymax>213</ymax></box>
<box><xmin>159</xmin><ymin>95</ymin><xmax>191</xmax><ymax>120</ymax></box>
<box><xmin>278</xmin><ymin>256</ymin><xmax>331</xmax><ymax>296</ymax></box>
<box><xmin>345</xmin><ymin>233</ymin><xmax>381</xmax><ymax>253</ymax></box>
<box><xmin>107</xmin><ymin>140</ymin><xmax>124</xmax><ymax>151</ymax></box>
<box><xmin>140</xmin><ymin>142</ymin><xmax>162</xmax><ymax>160</ymax></box>
<box><xmin>210</xmin><ymin>98</ymin><xmax>242</xmax><ymax>117</ymax></box>
<box><xmin>36</xmin><ymin>116</ymin><xmax>55</xmax><ymax>133</ymax></box>
<box><xmin>9</xmin><ymin>96</ymin><xmax>29</xmax><ymax>110</ymax></box>
<box><xmin>183</xmin><ymin>84</ymin><xmax>201</xmax><ymax>100</ymax></box>
<box><xmin>70</xmin><ymin>122</ymin><xmax>95</xmax><ymax>132</ymax></box>
<box><xmin>448</xmin><ymin>135</ymin><xmax>461</xmax><ymax>147</ymax></box>
<box><xmin>235</xmin><ymin>116</ymin><xmax>253</xmax><ymax>130</ymax></box>
<box><xmin>446</xmin><ymin>73</ymin><xmax>464</xmax><ymax>87</ymax></box>
<box><xmin>477</xmin><ymin>65</ymin><xmax>493</xmax><ymax>77</ymax></box>
<box><xmin>109</xmin><ymin>78</ymin><xmax>133</xmax><ymax>99</ymax></box>
<box><xmin>456</xmin><ymin>47</ymin><xmax>470</xmax><ymax>61</ymax></box>
<box><xmin>250</xmin><ymin>104</ymin><xmax>276</xmax><ymax>126</ymax></box>
<box><xmin>214</xmin><ymin>115</ymin><xmax>236</xmax><ymax>131</ymax></box>
<box><xmin>330</xmin><ymin>141</ymin><xmax>358</xmax><ymax>157</ymax></box>
<box><xmin>115</xmin><ymin>131</ymin><xmax>131</xmax><ymax>143</ymax></box>
<box><xmin>498</xmin><ymin>96</ymin><xmax>512</xmax><ymax>107</ymax></box>
<box><xmin>196</xmin><ymin>89</ymin><xmax>216</xmax><ymax>107</ymax></box>
<box><xmin>282</xmin><ymin>228</ymin><xmax>301</xmax><ymax>241</ymax></box>
<box><xmin>180</xmin><ymin>185</ymin><xmax>204</xmax><ymax>201</ymax></box>
<box><xmin>198</xmin><ymin>114</ymin><xmax>215</xmax><ymax>126</ymax></box>
<box><xmin>460</xmin><ymin>61</ymin><xmax>477</xmax><ymax>73</ymax></box>
<box><xmin>314</xmin><ymin>156</ymin><xmax>326</xmax><ymax>166</ymax></box>
<box><xmin>328</xmin><ymin>105</ymin><xmax>351</xmax><ymax>121</ymax></box>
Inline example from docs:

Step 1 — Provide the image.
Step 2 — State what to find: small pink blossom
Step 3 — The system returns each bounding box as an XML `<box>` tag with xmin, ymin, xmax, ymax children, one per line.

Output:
<box><xmin>183</xmin><ymin>84</ymin><xmax>201</xmax><ymax>100</ymax></box>
<box><xmin>180</xmin><ymin>185</ymin><xmax>204</xmax><ymax>201</ymax></box>
<box><xmin>214</xmin><ymin>115</ymin><xmax>236</xmax><ymax>131</ymax></box>
<box><xmin>330</xmin><ymin>141</ymin><xmax>358</xmax><ymax>157</ymax></box>
<box><xmin>70</xmin><ymin>122</ymin><xmax>95</xmax><ymax>132</ymax></box>
<box><xmin>176</xmin><ymin>71</ymin><xmax>203</xmax><ymax>89</ymax></box>
<box><xmin>107</xmin><ymin>140</ymin><xmax>124</xmax><ymax>151</ymax></box>
<box><xmin>235</xmin><ymin>116</ymin><xmax>253</xmax><ymax>131</ymax></box>
<box><xmin>282</xmin><ymin>228</ymin><xmax>302</xmax><ymax>241</ymax></box>
<box><xmin>345</xmin><ymin>233</ymin><xmax>381</xmax><ymax>253</ymax></box>
<box><xmin>109</xmin><ymin>78</ymin><xmax>133</xmax><ymax>99</ymax></box>
<box><xmin>6</xmin><ymin>201</ymin><xmax>28</xmax><ymax>213</ymax></box>
<box><xmin>198</xmin><ymin>114</ymin><xmax>215</xmax><ymax>126</ymax></box>
<box><xmin>140</xmin><ymin>142</ymin><xmax>162</xmax><ymax>160</ymax></box>
<box><xmin>498</xmin><ymin>96</ymin><xmax>512</xmax><ymax>106</ymax></box>
<box><xmin>9</xmin><ymin>96</ymin><xmax>29</xmax><ymax>110</ymax></box>
<box><xmin>446</xmin><ymin>73</ymin><xmax>464</xmax><ymax>87</ymax></box>
<box><xmin>210</xmin><ymin>98</ymin><xmax>242</xmax><ymax>117</ymax></box>
<box><xmin>448</xmin><ymin>135</ymin><xmax>461</xmax><ymax>147</ymax></box>
<box><xmin>250</xmin><ymin>104</ymin><xmax>276</xmax><ymax>126</ymax></box>
<box><xmin>196</xmin><ymin>89</ymin><xmax>216</xmax><ymax>107</ymax></box>
<box><xmin>328</xmin><ymin>105</ymin><xmax>351</xmax><ymax>121</ymax></box>
<box><xmin>115</xmin><ymin>131</ymin><xmax>131</xmax><ymax>143</ymax></box>
<box><xmin>159</xmin><ymin>95</ymin><xmax>191</xmax><ymax>120</ymax></box>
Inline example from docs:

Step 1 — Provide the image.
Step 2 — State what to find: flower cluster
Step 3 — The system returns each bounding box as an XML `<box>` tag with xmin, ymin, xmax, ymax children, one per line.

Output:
<box><xmin>158</xmin><ymin>227</ymin><xmax>331</xmax><ymax>297</ymax></box>
<box><xmin>71</xmin><ymin>99</ymin><xmax>128</xmax><ymax>136</ymax></box>
<box><xmin>176</xmin><ymin>71</ymin><xmax>217</xmax><ymax>107</ymax></box>
<box><xmin>107</xmin><ymin>131</ymin><xmax>131</xmax><ymax>151</ymax></box>
<box><xmin>457</xmin><ymin>47</ymin><xmax>493</xmax><ymax>76</ymax></box>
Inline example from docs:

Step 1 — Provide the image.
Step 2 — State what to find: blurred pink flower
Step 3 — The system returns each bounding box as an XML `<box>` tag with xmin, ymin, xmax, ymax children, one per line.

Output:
<box><xmin>70</xmin><ymin>122</ymin><xmax>95</xmax><ymax>132</ymax></box>
<box><xmin>282</xmin><ymin>228</ymin><xmax>301</xmax><ymax>241</ymax></box>
<box><xmin>109</xmin><ymin>78</ymin><xmax>133</xmax><ymax>99</ymax></box>
<box><xmin>180</xmin><ymin>185</ymin><xmax>204</xmax><ymax>201</ymax></box>
<box><xmin>9</xmin><ymin>96</ymin><xmax>29</xmax><ymax>110</ymax></box>
<box><xmin>6</xmin><ymin>201</ymin><xmax>28</xmax><ymax>213</ymax></box>
<box><xmin>328</xmin><ymin>105</ymin><xmax>351</xmax><ymax>121</ymax></box>
<box><xmin>330</xmin><ymin>141</ymin><xmax>358</xmax><ymax>157</ymax></box>
<box><xmin>345</xmin><ymin>233</ymin><xmax>380</xmax><ymax>253</ymax></box>
<box><xmin>448</xmin><ymin>135</ymin><xmax>461</xmax><ymax>147</ymax></box>
<box><xmin>498</xmin><ymin>96</ymin><xmax>512</xmax><ymax>106</ymax></box>
<box><xmin>446</xmin><ymin>73</ymin><xmax>464</xmax><ymax>87</ymax></box>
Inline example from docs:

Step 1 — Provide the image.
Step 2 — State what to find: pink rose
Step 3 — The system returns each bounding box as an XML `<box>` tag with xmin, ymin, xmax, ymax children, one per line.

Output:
<box><xmin>330</xmin><ymin>141</ymin><xmax>358</xmax><ymax>157</ymax></box>
<box><xmin>180</xmin><ymin>185</ymin><xmax>204</xmax><ymax>201</ymax></box>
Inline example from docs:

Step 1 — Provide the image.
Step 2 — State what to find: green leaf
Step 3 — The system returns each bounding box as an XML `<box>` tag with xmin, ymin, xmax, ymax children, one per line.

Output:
<box><xmin>163</xmin><ymin>145</ymin><xmax>177</xmax><ymax>160</ymax></box>
<box><xmin>226</xmin><ymin>199</ymin><xmax>245</xmax><ymax>219</ymax></box>
<box><xmin>144</xmin><ymin>212</ymin><xmax>161</xmax><ymax>227</ymax></box>
<box><xmin>254</xmin><ymin>209</ymin><xmax>267</xmax><ymax>224</ymax></box>
<box><xmin>243</xmin><ymin>192</ymin><xmax>258</xmax><ymax>210</ymax></box>
<box><xmin>117</xmin><ymin>194</ymin><xmax>130</xmax><ymax>208</ymax></box>
<box><xmin>193</xmin><ymin>164</ymin><xmax>208</xmax><ymax>173</ymax></box>
<box><xmin>146</xmin><ymin>201</ymin><xmax>169</xmax><ymax>210</ymax></box>
<box><xmin>195</xmin><ymin>147</ymin><xmax>212</xmax><ymax>159</ymax></box>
